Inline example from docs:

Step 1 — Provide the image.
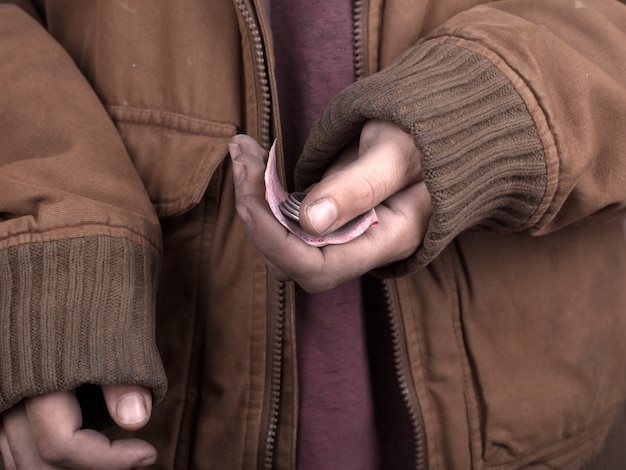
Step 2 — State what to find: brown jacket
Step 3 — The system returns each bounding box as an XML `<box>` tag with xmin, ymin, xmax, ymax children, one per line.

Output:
<box><xmin>1</xmin><ymin>0</ymin><xmax>625</xmax><ymax>468</ymax></box>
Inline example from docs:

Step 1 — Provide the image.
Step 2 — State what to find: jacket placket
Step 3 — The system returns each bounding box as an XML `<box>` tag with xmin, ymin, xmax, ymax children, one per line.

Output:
<box><xmin>233</xmin><ymin>1</ymin><xmax>293</xmax><ymax>468</ymax></box>
<box><xmin>382</xmin><ymin>279</ymin><xmax>428</xmax><ymax>470</ymax></box>
<box><xmin>354</xmin><ymin>1</ymin><xmax>427</xmax><ymax>468</ymax></box>
<box><xmin>235</xmin><ymin>0</ymin><xmax>427</xmax><ymax>468</ymax></box>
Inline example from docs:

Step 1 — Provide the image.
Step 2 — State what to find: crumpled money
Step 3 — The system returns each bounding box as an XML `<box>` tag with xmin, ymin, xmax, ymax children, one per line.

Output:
<box><xmin>264</xmin><ymin>142</ymin><xmax>378</xmax><ymax>247</ymax></box>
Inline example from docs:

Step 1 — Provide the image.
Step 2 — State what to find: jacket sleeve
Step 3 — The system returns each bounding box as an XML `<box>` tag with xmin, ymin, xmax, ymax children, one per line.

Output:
<box><xmin>0</xmin><ymin>5</ymin><xmax>166</xmax><ymax>412</ymax></box>
<box><xmin>296</xmin><ymin>0</ymin><xmax>626</xmax><ymax>275</ymax></box>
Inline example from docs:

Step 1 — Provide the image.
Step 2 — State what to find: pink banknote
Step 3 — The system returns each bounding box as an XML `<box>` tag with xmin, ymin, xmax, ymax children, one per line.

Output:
<box><xmin>264</xmin><ymin>142</ymin><xmax>378</xmax><ymax>247</ymax></box>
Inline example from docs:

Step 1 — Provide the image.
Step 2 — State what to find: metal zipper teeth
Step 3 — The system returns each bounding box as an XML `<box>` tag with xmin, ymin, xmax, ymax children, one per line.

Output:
<box><xmin>352</xmin><ymin>0</ymin><xmax>367</xmax><ymax>79</ymax></box>
<box><xmin>264</xmin><ymin>281</ymin><xmax>285</xmax><ymax>469</ymax></box>
<box><xmin>354</xmin><ymin>2</ymin><xmax>426</xmax><ymax>465</ymax></box>
<box><xmin>233</xmin><ymin>1</ymin><xmax>283</xmax><ymax>467</ymax></box>
<box><xmin>235</xmin><ymin>0</ymin><xmax>272</xmax><ymax>148</ymax></box>
<box><xmin>383</xmin><ymin>279</ymin><xmax>427</xmax><ymax>470</ymax></box>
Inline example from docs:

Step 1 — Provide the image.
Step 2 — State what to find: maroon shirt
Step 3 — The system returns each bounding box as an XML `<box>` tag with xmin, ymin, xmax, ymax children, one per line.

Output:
<box><xmin>271</xmin><ymin>1</ymin><xmax>379</xmax><ymax>468</ymax></box>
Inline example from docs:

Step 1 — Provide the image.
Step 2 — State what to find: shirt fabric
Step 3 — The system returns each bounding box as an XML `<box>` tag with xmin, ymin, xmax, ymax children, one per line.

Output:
<box><xmin>270</xmin><ymin>1</ymin><xmax>379</xmax><ymax>468</ymax></box>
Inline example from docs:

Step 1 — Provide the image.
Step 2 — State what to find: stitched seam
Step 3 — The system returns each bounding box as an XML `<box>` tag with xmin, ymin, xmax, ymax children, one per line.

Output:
<box><xmin>106</xmin><ymin>105</ymin><xmax>237</xmax><ymax>138</ymax></box>
<box><xmin>0</xmin><ymin>223</ymin><xmax>161</xmax><ymax>253</ymax></box>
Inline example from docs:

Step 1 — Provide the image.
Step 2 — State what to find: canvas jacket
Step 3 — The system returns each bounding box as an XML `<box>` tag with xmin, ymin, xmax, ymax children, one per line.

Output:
<box><xmin>0</xmin><ymin>0</ymin><xmax>625</xmax><ymax>468</ymax></box>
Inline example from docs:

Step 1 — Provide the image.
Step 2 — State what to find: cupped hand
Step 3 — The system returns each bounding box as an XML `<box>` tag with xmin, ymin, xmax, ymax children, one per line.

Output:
<box><xmin>229</xmin><ymin>120</ymin><xmax>432</xmax><ymax>294</ymax></box>
<box><xmin>0</xmin><ymin>385</ymin><xmax>156</xmax><ymax>469</ymax></box>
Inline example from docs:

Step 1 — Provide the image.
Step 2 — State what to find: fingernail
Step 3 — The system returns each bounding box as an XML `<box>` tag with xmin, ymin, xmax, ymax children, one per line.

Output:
<box><xmin>305</xmin><ymin>199</ymin><xmax>337</xmax><ymax>234</ymax></box>
<box><xmin>228</xmin><ymin>143</ymin><xmax>241</xmax><ymax>159</ymax></box>
<box><xmin>139</xmin><ymin>455</ymin><xmax>158</xmax><ymax>467</ymax></box>
<box><xmin>138</xmin><ymin>453</ymin><xmax>158</xmax><ymax>467</ymax></box>
<box><xmin>117</xmin><ymin>392</ymin><xmax>148</xmax><ymax>425</ymax></box>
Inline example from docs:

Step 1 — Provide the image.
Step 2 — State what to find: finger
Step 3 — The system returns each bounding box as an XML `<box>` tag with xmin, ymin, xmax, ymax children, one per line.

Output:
<box><xmin>264</xmin><ymin>257</ymin><xmax>292</xmax><ymax>282</ymax></box>
<box><xmin>237</xmin><ymin>186</ymin><xmax>326</xmax><ymax>280</ymax></box>
<box><xmin>317</xmin><ymin>140</ymin><xmax>359</xmax><ymax>177</ymax></box>
<box><xmin>374</xmin><ymin>180</ymin><xmax>432</xmax><ymax>262</ymax></box>
<box><xmin>230</xmin><ymin>145</ymin><xmax>319</xmax><ymax>277</ymax></box>
<box><xmin>3</xmin><ymin>402</ymin><xmax>54</xmax><ymax>469</ymax></box>
<box><xmin>241</xmin><ymin>181</ymin><xmax>430</xmax><ymax>293</ymax></box>
<box><xmin>294</xmin><ymin>182</ymin><xmax>430</xmax><ymax>291</ymax></box>
<box><xmin>228</xmin><ymin>131</ymin><xmax>430</xmax><ymax>292</ymax></box>
<box><xmin>0</xmin><ymin>418</ymin><xmax>16</xmax><ymax>470</ymax></box>
<box><xmin>226</xmin><ymin>138</ymin><xmax>328</xmax><ymax>282</ymax></box>
<box><xmin>1</xmin><ymin>408</ymin><xmax>23</xmax><ymax>470</ymax></box>
<box><xmin>299</xmin><ymin>121</ymin><xmax>422</xmax><ymax>236</ymax></box>
<box><xmin>25</xmin><ymin>391</ymin><xmax>157</xmax><ymax>470</ymax></box>
<box><xmin>229</xmin><ymin>133</ymin><xmax>299</xmax><ymax>250</ymax></box>
<box><xmin>229</xmin><ymin>134</ymin><xmax>268</xmax><ymax>165</ymax></box>
<box><xmin>229</xmin><ymin>134</ymin><xmax>270</xmax><ymax>202</ymax></box>
<box><xmin>54</xmin><ymin>429</ymin><xmax>157</xmax><ymax>470</ymax></box>
<box><xmin>101</xmin><ymin>384</ymin><xmax>152</xmax><ymax>431</ymax></box>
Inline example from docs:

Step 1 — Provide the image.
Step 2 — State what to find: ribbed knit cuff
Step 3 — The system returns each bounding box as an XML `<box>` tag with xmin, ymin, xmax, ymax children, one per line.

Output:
<box><xmin>0</xmin><ymin>236</ymin><xmax>167</xmax><ymax>412</ymax></box>
<box><xmin>297</xmin><ymin>42</ymin><xmax>547</xmax><ymax>275</ymax></box>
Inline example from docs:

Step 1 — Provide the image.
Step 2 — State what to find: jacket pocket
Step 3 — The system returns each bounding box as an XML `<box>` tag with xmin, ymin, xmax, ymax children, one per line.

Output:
<box><xmin>107</xmin><ymin>105</ymin><xmax>237</xmax><ymax>217</ymax></box>
<box><xmin>453</xmin><ymin>225</ymin><xmax>626</xmax><ymax>467</ymax></box>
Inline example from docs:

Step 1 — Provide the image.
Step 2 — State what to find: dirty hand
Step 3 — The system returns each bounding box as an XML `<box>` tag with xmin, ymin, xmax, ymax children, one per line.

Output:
<box><xmin>230</xmin><ymin>120</ymin><xmax>432</xmax><ymax>293</ymax></box>
<box><xmin>0</xmin><ymin>385</ymin><xmax>156</xmax><ymax>469</ymax></box>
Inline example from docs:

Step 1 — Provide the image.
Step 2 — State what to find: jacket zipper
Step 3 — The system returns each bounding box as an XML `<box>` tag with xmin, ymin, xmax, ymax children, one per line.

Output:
<box><xmin>263</xmin><ymin>281</ymin><xmax>286</xmax><ymax>469</ymax></box>
<box><xmin>233</xmin><ymin>1</ymin><xmax>284</xmax><ymax>468</ymax></box>
<box><xmin>352</xmin><ymin>1</ymin><xmax>426</xmax><ymax>466</ymax></box>
<box><xmin>239</xmin><ymin>1</ymin><xmax>427</xmax><ymax>468</ymax></box>
<box><xmin>352</xmin><ymin>0</ymin><xmax>367</xmax><ymax>79</ymax></box>
<box><xmin>382</xmin><ymin>279</ymin><xmax>427</xmax><ymax>470</ymax></box>
<box><xmin>234</xmin><ymin>0</ymin><xmax>272</xmax><ymax>149</ymax></box>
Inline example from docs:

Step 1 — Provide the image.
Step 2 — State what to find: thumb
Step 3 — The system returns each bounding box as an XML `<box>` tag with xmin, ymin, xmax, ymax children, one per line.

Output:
<box><xmin>101</xmin><ymin>384</ymin><xmax>152</xmax><ymax>431</ymax></box>
<box><xmin>299</xmin><ymin>121</ymin><xmax>421</xmax><ymax>236</ymax></box>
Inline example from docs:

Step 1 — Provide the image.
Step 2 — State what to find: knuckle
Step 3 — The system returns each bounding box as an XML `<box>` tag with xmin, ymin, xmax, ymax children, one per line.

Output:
<box><xmin>359</xmin><ymin>175</ymin><xmax>385</xmax><ymax>210</ymax></box>
<box><xmin>267</xmin><ymin>263</ymin><xmax>290</xmax><ymax>281</ymax></box>
<box><xmin>299</xmin><ymin>281</ymin><xmax>328</xmax><ymax>295</ymax></box>
<box><xmin>298</xmin><ymin>275</ymin><xmax>339</xmax><ymax>295</ymax></box>
<box><xmin>37</xmin><ymin>437</ymin><xmax>68</xmax><ymax>466</ymax></box>
<box><xmin>390</xmin><ymin>222</ymin><xmax>421</xmax><ymax>262</ymax></box>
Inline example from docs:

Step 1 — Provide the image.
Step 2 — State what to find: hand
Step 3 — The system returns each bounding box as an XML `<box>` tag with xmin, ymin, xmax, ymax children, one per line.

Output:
<box><xmin>0</xmin><ymin>385</ymin><xmax>156</xmax><ymax>469</ymax></box>
<box><xmin>229</xmin><ymin>120</ymin><xmax>432</xmax><ymax>293</ymax></box>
